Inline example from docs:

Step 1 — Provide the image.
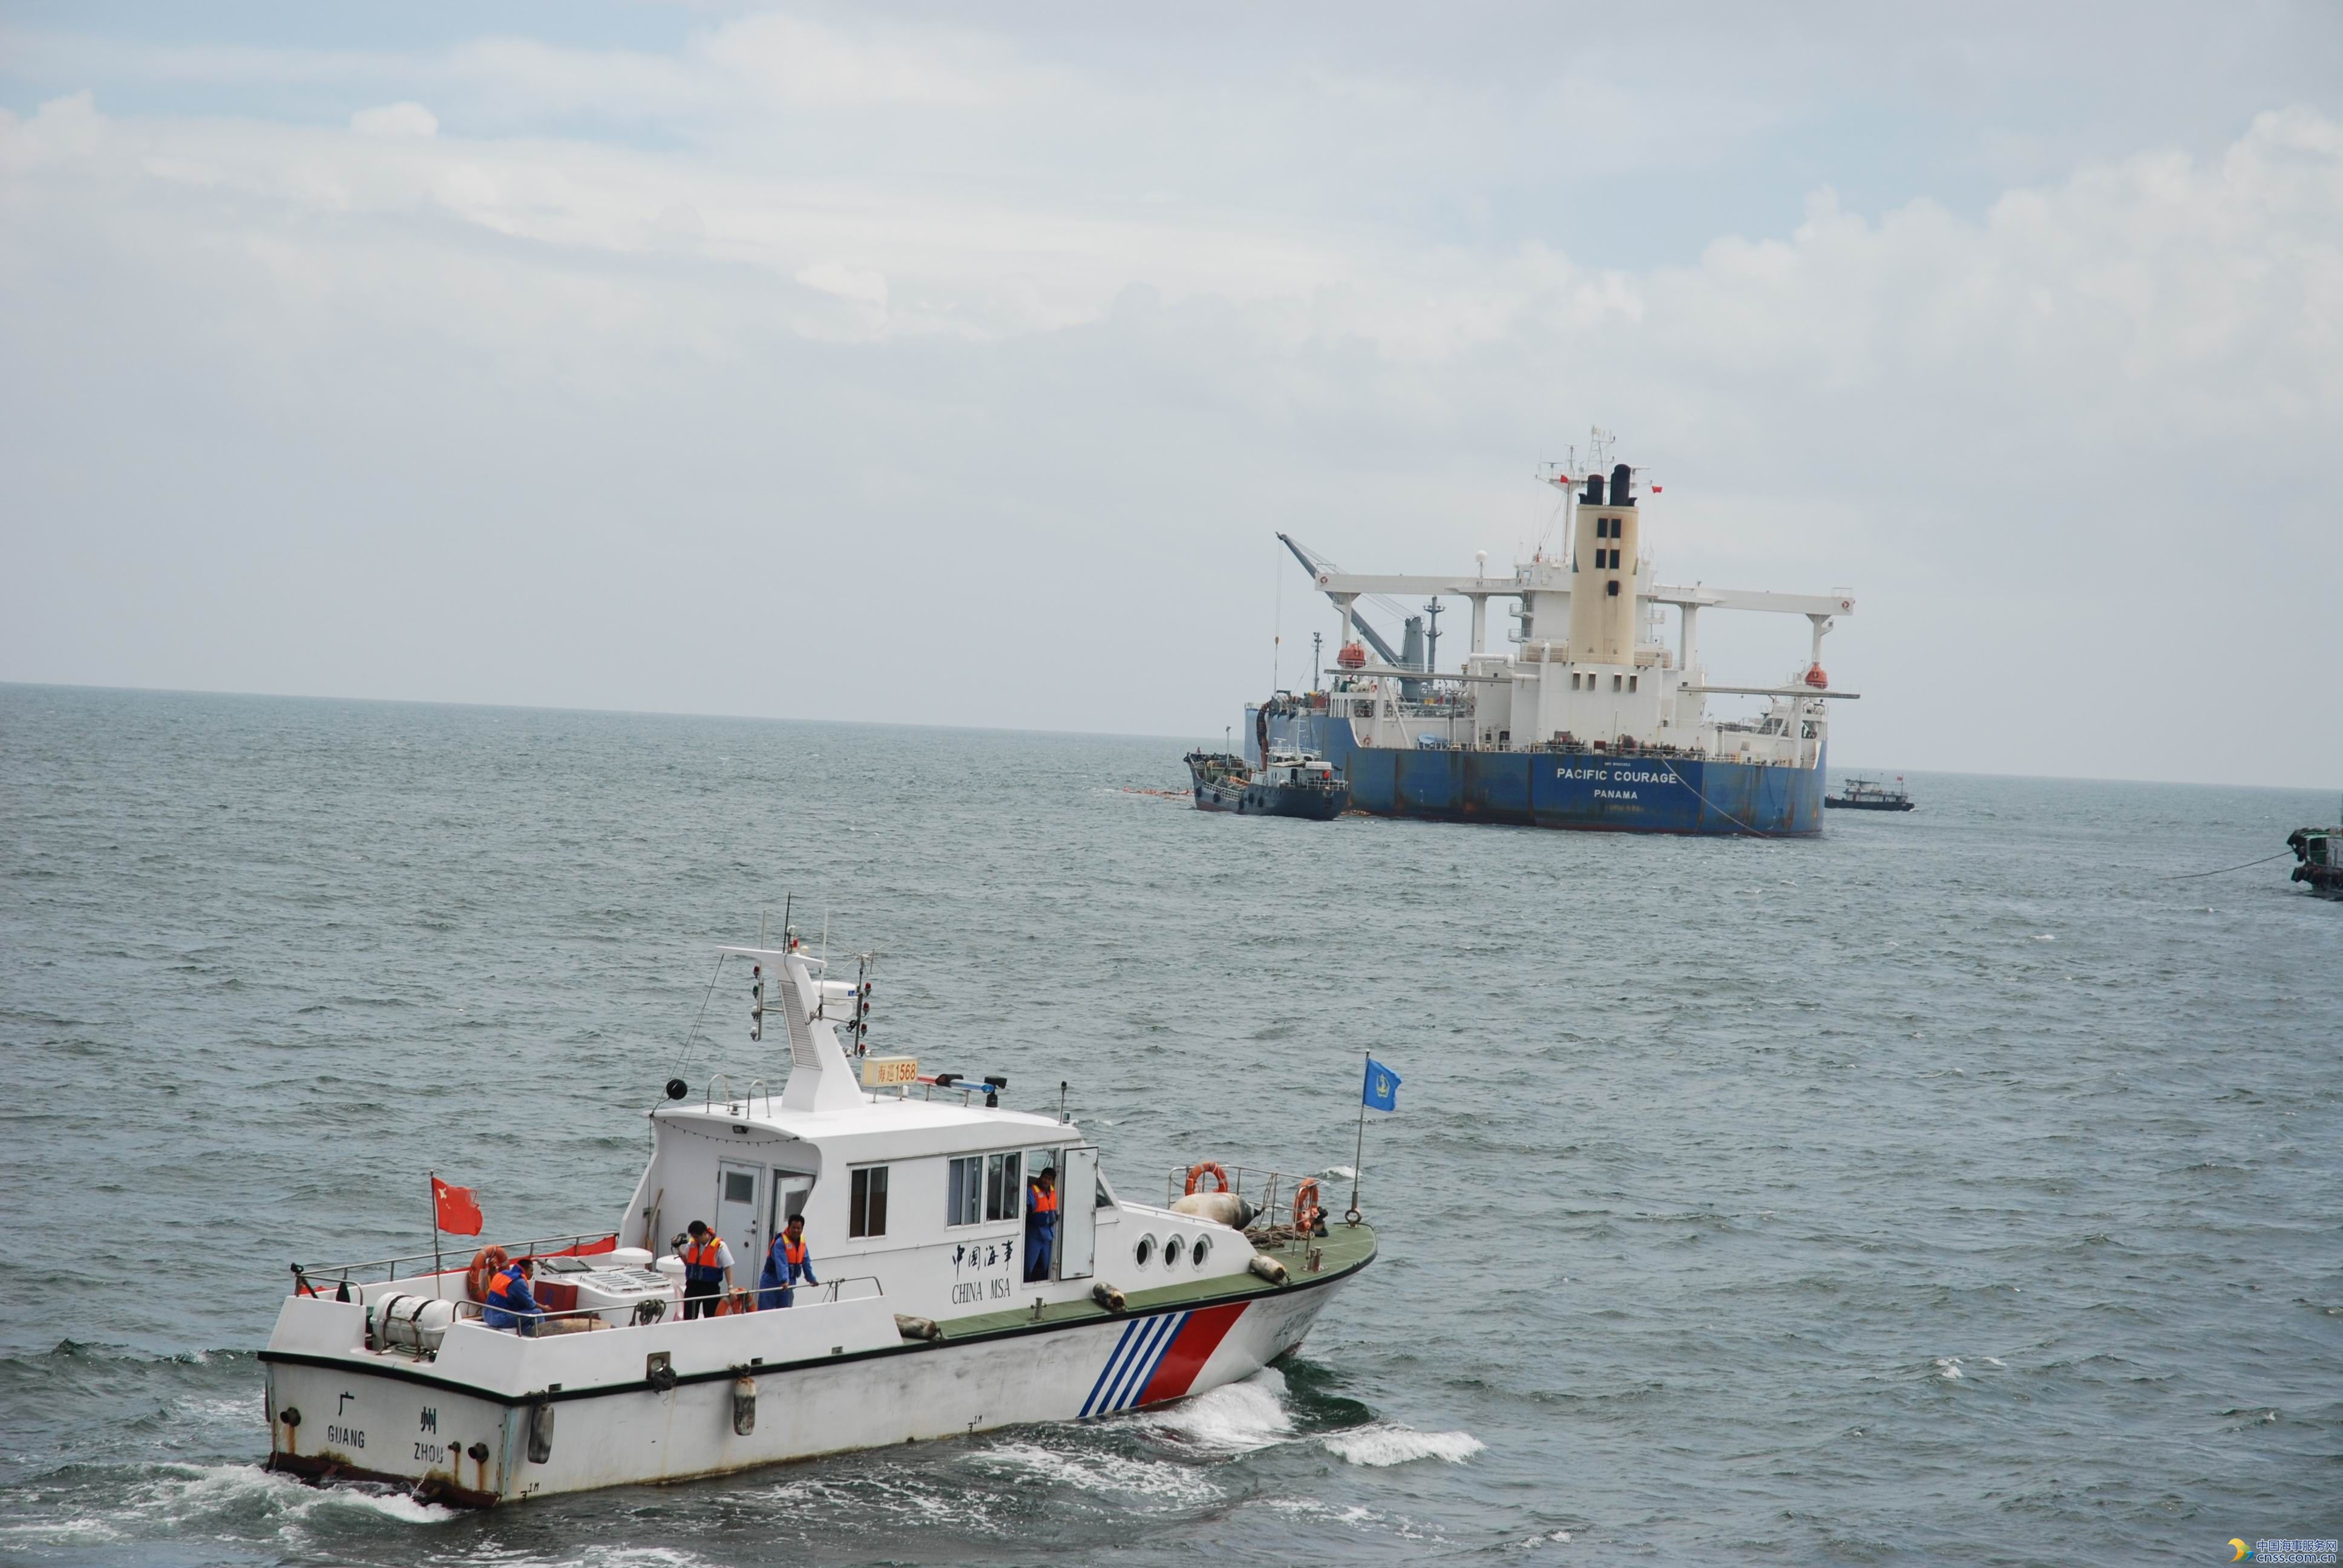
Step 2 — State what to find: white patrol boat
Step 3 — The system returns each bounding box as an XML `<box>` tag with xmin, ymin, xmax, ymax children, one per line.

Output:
<box><xmin>261</xmin><ymin>941</ymin><xmax>1376</xmax><ymax>1505</ymax></box>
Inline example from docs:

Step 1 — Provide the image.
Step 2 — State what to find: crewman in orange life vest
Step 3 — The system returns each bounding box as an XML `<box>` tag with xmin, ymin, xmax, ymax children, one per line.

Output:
<box><xmin>675</xmin><ymin>1220</ymin><xmax>735</xmax><ymax>1319</ymax></box>
<box><xmin>1024</xmin><ymin>1165</ymin><xmax>1058</xmax><ymax>1282</ymax></box>
<box><xmin>759</xmin><ymin>1214</ymin><xmax>819</xmax><ymax>1308</ymax></box>
<box><xmin>482</xmin><ymin>1256</ymin><xmax>543</xmax><ymax>1334</ymax></box>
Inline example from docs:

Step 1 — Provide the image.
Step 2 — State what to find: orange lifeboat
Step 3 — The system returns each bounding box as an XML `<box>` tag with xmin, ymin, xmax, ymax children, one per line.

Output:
<box><xmin>1335</xmin><ymin>642</ymin><xmax>1367</xmax><ymax>670</ymax></box>
<box><xmin>1803</xmin><ymin>664</ymin><xmax>1829</xmax><ymax>690</ymax></box>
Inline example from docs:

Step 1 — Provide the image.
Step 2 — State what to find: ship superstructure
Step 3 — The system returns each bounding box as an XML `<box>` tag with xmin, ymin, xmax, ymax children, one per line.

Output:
<box><xmin>1257</xmin><ymin>437</ymin><xmax>1858</xmax><ymax>835</ymax></box>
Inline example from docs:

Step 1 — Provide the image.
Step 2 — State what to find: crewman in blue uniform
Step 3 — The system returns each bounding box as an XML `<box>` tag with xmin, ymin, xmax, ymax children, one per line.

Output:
<box><xmin>1024</xmin><ymin>1166</ymin><xmax>1058</xmax><ymax>1282</ymax></box>
<box><xmin>482</xmin><ymin>1256</ymin><xmax>543</xmax><ymax>1334</ymax></box>
<box><xmin>759</xmin><ymin>1214</ymin><xmax>819</xmax><ymax>1308</ymax></box>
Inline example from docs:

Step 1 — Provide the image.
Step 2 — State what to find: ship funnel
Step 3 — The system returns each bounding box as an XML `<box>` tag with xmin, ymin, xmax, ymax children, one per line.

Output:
<box><xmin>1582</xmin><ymin>472</ymin><xmax>1605</xmax><ymax>505</ymax></box>
<box><xmin>1612</xmin><ymin>462</ymin><xmax>1634</xmax><ymax>505</ymax></box>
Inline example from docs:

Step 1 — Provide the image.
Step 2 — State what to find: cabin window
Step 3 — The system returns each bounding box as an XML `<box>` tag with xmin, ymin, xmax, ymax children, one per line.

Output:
<box><xmin>848</xmin><ymin>1166</ymin><xmax>890</xmax><ymax>1238</ymax></box>
<box><xmin>985</xmin><ymin>1151</ymin><xmax>1023</xmax><ymax>1221</ymax></box>
<box><xmin>1613</xmin><ymin>674</ymin><xmax>1622</xmax><ymax>691</ymax></box>
<box><xmin>1629</xmin><ymin>675</ymin><xmax>1639</xmax><ymax>693</ymax></box>
<box><xmin>723</xmin><ymin>1171</ymin><xmax>755</xmax><ymax>1206</ymax></box>
<box><xmin>1192</xmin><ymin>1235</ymin><xmax>1212</xmax><ymax>1267</ymax></box>
<box><xmin>945</xmin><ymin>1157</ymin><xmax>982</xmax><ymax>1226</ymax></box>
<box><xmin>1165</xmin><ymin>1234</ymin><xmax>1186</xmax><ymax>1267</ymax></box>
<box><xmin>1607</xmin><ymin>581</ymin><xmax>1620</xmax><ymax>597</ymax></box>
<box><xmin>1135</xmin><ymin>1235</ymin><xmax>1156</xmax><ymax>1267</ymax></box>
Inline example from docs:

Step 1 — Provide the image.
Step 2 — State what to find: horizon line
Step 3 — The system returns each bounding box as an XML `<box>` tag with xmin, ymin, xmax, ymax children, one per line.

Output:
<box><xmin>2</xmin><ymin>678</ymin><xmax>2335</xmax><ymax>797</ymax></box>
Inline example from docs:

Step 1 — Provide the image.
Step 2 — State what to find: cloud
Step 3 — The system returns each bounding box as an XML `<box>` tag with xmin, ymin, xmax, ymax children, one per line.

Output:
<box><xmin>350</xmin><ymin>100</ymin><xmax>437</xmax><ymax>138</ymax></box>
<box><xmin>794</xmin><ymin>260</ymin><xmax>888</xmax><ymax>309</ymax></box>
<box><xmin>0</xmin><ymin>28</ymin><xmax>2339</xmax><ymax>785</ymax></box>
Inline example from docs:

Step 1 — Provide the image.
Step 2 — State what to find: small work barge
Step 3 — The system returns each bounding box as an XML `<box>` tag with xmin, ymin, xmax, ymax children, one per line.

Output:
<box><xmin>1185</xmin><ymin>749</ymin><xmax>1348</xmax><ymax>819</ymax></box>
<box><xmin>2288</xmin><ymin>820</ymin><xmax>2342</xmax><ymax>899</ymax></box>
<box><xmin>1825</xmin><ymin>776</ymin><xmax>1915</xmax><ymax>812</ymax></box>
<box><xmin>261</xmin><ymin>937</ymin><xmax>1373</xmax><ymax>1505</ymax></box>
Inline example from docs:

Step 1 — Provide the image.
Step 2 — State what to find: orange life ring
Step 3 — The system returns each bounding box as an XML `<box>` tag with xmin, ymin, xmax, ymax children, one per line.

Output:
<box><xmin>1293</xmin><ymin>1179</ymin><xmax>1324</xmax><ymax>1232</ymax></box>
<box><xmin>465</xmin><ymin>1246</ymin><xmax>510</xmax><ymax>1303</ymax></box>
<box><xmin>1184</xmin><ymin>1161</ymin><xmax>1230</xmax><ymax>1195</ymax></box>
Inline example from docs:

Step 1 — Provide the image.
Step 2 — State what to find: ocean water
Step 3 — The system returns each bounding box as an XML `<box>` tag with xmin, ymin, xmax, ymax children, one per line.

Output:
<box><xmin>1</xmin><ymin>682</ymin><xmax>2336</xmax><ymax>1567</ymax></box>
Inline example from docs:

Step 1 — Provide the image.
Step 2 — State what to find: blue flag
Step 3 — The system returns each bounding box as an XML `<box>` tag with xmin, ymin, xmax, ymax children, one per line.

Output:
<box><xmin>1362</xmin><ymin>1057</ymin><xmax>1401</xmax><ymax>1111</ymax></box>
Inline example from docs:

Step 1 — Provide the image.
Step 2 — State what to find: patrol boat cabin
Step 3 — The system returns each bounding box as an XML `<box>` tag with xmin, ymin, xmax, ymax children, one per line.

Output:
<box><xmin>261</xmin><ymin>941</ymin><xmax>1375</xmax><ymax>1504</ymax></box>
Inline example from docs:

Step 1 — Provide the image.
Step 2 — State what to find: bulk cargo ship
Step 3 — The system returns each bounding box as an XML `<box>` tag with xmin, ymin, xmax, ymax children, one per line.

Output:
<box><xmin>1253</xmin><ymin>435</ymin><xmax>1858</xmax><ymax>837</ymax></box>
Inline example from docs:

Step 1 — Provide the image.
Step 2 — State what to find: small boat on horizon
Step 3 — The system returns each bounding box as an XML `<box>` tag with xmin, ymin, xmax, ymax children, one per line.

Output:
<box><xmin>2287</xmin><ymin>814</ymin><xmax>2341</xmax><ymax>899</ymax></box>
<box><xmin>1825</xmin><ymin>776</ymin><xmax>1915</xmax><ymax>812</ymax></box>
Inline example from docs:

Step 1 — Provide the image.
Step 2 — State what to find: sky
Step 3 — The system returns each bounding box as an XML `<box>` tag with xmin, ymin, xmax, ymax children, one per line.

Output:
<box><xmin>3</xmin><ymin>2</ymin><xmax>2339</xmax><ymax>785</ymax></box>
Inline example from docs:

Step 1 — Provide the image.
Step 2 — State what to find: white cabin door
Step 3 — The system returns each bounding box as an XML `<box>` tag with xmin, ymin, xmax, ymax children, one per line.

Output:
<box><xmin>716</xmin><ymin>1161</ymin><xmax>762</xmax><ymax>1268</ymax></box>
<box><xmin>1056</xmin><ymin>1146</ymin><xmax>1099</xmax><ymax>1281</ymax></box>
<box><xmin>772</xmin><ymin>1174</ymin><xmax>813</xmax><ymax>1232</ymax></box>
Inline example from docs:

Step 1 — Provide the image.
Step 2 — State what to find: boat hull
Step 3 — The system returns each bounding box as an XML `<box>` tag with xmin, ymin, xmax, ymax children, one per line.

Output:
<box><xmin>1191</xmin><ymin>776</ymin><xmax>1348</xmax><ymax>820</ymax></box>
<box><xmin>1266</xmin><ymin>710</ymin><xmax>1823</xmax><ymax>835</ymax></box>
<box><xmin>1185</xmin><ymin>752</ymin><xmax>1347</xmax><ymax>819</ymax></box>
<box><xmin>261</xmin><ymin>1262</ymin><xmax>1357</xmax><ymax>1504</ymax></box>
<box><xmin>1824</xmin><ymin>798</ymin><xmax>1913</xmax><ymax>812</ymax></box>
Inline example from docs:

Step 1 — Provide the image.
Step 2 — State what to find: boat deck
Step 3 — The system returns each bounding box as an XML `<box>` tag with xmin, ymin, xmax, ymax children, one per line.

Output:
<box><xmin>934</xmin><ymin>1220</ymin><xmax>1377</xmax><ymax>1338</ymax></box>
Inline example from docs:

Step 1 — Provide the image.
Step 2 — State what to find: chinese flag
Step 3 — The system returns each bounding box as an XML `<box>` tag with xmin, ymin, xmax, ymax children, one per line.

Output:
<box><xmin>432</xmin><ymin>1176</ymin><xmax>484</xmax><ymax>1236</ymax></box>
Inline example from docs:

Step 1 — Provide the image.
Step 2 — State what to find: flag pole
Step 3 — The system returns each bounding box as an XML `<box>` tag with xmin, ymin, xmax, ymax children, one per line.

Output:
<box><xmin>1351</xmin><ymin>1052</ymin><xmax>1368</xmax><ymax>1220</ymax></box>
<box><xmin>429</xmin><ymin>1169</ymin><xmax>442</xmax><ymax>1290</ymax></box>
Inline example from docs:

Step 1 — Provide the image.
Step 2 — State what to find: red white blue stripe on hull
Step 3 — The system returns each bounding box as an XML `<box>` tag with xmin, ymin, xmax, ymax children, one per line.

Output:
<box><xmin>1081</xmin><ymin>1302</ymin><xmax>1250</xmax><ymax>1417</ymax></box>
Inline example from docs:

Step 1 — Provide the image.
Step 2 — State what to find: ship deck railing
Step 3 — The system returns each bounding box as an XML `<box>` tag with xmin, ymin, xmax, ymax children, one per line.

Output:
<box><xmin>1162</xmin><ymin>1163</ymin><xmax>1353</xmax><ymax>1228</ymax></box>
<box><xmin>295</xmin><ymin>1230</ymin><xmax>637</xmax><ymax>1293</ymax></box>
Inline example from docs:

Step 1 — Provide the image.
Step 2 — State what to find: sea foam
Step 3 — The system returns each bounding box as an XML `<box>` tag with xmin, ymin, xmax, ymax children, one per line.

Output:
<box><xmin>1322</xmin><ymin>1422</ymin><xmax>1486</xmax><ymax>1466</ymax></box>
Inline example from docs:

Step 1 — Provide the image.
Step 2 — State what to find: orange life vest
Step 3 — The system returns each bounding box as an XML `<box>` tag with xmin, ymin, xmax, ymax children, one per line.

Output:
<box><xmin>485</xmin><ymin>1266</ymin><xmax>522</xmax><ymax>1302</ymax></box>
<box><xmin>781</xmin><ymin>1232</ymin><xmax>809</xmax><ymax>1268</ymax></box>
<box><xmin>1030</xmin><ymin>1182</ymin><xmax>1058</xmax><ymax>1216</ymax></box>
<box><xmin>682</xmin><ymin>1235</ymin><xmax>727</xmax><ymax>1283</ymax></box>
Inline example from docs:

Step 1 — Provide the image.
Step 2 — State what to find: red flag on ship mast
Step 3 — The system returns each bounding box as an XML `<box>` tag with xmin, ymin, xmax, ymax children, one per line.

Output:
<box><xmin>431</xmin><ymin>1175</ymin><xmax>484</xmax><ymax>1236</ymax></box>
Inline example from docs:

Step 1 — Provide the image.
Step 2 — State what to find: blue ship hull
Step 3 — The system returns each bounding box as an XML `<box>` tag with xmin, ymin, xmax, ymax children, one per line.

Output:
<box><xmin>1260</xmin><ymin>710</ymin><xmax>1824</xmax><ymax>837</ymax></box>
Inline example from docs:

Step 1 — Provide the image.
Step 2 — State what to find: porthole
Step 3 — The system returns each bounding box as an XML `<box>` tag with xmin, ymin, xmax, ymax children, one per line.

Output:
<box><xmin>1192</xmin><ymin>1235</ymin><xmax>1212</xmax><ymax>1268</ymax></box>
<box><xmin>1165</xmin><ymin>1235</ymin><xmax>1185</xmax><ymax>1267</ymax></box>
<box><xmin>1135</xmin><ymin>1235</ymin><xmax>1156</xmax><ymax>1268</ymax></box>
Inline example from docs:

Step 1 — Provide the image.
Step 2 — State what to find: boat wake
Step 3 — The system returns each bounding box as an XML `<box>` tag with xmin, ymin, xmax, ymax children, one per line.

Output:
<box><xmin>1320</xmin><ymin>1422</ymin><xmax>1486</xmax><ymax>1466</ymax></box>
<box><xmin>1138</xmin><ymin>1367</ymin><xmax>1296</xmax><ymax>1453</ymax></box>
<box><xmin>0</xmin><ymin>1461</ymin><xmax>456</xmax><ymax>1557</ymax></box>
<box><xmin>966</xmin><ymin>1440</ymin><xmax>1220</xmax><ymax>1505</ymax></box>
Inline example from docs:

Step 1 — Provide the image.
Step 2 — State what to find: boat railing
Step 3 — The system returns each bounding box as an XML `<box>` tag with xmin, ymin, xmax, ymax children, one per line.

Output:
<box><xmin>1162</xmin><ymin>1163</ymin><xmax>1342</xmax><ymax>1230</ymax></box>
<box><xmin>767</xmin><ymin>1273</ymin><xmax>884</xmax><ymax>1307</ymax></box>
<box><xmin>294</xmin><ymin>1230</ymin><xmax>631</xmax><ymax>1292</ymax></box>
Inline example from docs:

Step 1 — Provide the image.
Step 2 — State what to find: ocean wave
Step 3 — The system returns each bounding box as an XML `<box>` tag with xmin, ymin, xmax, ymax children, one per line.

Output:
<box><xmin>1321</xmin><ymin>1422</ymin><xmax>1485</xmax><ymax>1466</ymax></box>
